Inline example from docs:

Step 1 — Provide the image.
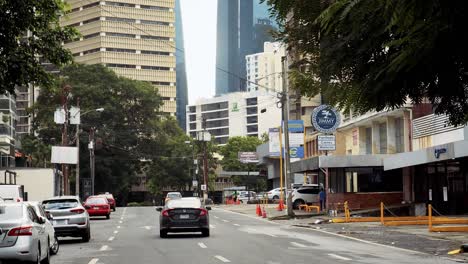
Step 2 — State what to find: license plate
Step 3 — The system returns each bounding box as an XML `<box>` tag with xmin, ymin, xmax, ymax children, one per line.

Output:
<box><xmin>53</xmin><ymin>220</ymin><xmax>67</xmax><ymax>225</ymax></box>
<box><xmin>179</xmin><ymin>214</ymin><xmax>189</xmax><ymax>219</ymax></box>
<box><xmin>93</xmin><ymin>207</ymin><xmax>100</xmax><ymax>210</ymax></box>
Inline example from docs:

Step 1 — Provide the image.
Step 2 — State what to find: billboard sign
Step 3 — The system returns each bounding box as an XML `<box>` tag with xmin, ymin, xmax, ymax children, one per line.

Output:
<box><xmin>238</xmin><ymin>152</ymin><xmax>259</xmax><ymax>163</ymax></box>
<box><xmin>268</xmin><ymin>128</ymin><xmax>281</xmax><ymax>157</ymax></box>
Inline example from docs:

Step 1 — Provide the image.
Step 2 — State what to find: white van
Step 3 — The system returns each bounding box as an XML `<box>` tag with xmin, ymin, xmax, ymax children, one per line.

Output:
<box><xmin>0</xmin><ymin>185</ymin><xmax>24</xmax><ymax>202</ymax></box>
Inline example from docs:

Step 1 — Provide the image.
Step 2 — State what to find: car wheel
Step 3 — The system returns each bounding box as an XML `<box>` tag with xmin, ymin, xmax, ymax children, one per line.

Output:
<box><xmin>82</xmin><ymin>227</ymin><xmax>91</xmax><ymax>242</ymax></box>
<box><xmin>273</xmin><ymin>195</ymin><xmax>279</xmax><ymax>200</ymax></box>
<box><xmin>50</xmin><ymin>235</ymin><xmax>59</xmax><ymax>255</ymax></box>
<box><xmin>293</xmin><ymin>199</ymin><xmax>305</xmax><ymax>209</ymax></box>
<box><xmin>159</xmin><ymin>229</ymin><xmax>168</xmax><ymax>238</ymax></box>
<box><xmin>41</xmin><ymin>240</ymin><xmax>50</xmax><ymax>264</ymax></box>
<box><xmin>106</xmin><ymin>214</ymin><xmax>110</xmax><ymax>220</ymax></box>
<box><xmin>201</xmin><ymin>229</ymin><xmax>210</xmax><ymax>237</ymax></box>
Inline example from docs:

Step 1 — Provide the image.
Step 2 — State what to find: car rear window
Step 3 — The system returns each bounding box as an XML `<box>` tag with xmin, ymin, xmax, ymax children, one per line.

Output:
<box><xmin>167</xmin><ymin>198</ymin><xmax>201</xmax><ymax>209</ymax></box>
<box><xmin>42</xmin><ymin>199</ymin><xmax>79</xmax><ymax>210</ymax></box>
<box><xmin>0</xmin><ymin>205</ymin><xmax>23</xmax><ymax>220</ymax></box>
<box><xmin>167</xmin><ymin>193</ymin><xmax>182</xmax><ymax>199</ymax></box>
<box><xmin>86</xmin><ymin>198</ymin><xmax>107</xmax><ymax>204</ymax></box>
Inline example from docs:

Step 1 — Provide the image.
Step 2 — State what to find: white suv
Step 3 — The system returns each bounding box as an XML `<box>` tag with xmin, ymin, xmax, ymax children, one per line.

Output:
<box><xmin>292</xmin><ymin>184</ymin><xmax>320</xmax><ymax>209</ymax></box>
<box><xmin>267</xmin><ymin>188</ymin><xmax>285</xmax><ymax>200</ymax></box>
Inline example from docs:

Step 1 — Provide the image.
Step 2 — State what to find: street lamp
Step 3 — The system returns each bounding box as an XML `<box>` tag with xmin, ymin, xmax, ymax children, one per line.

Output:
<box><xmin>75</xmin><ymin>108</ymin><xmax>104</xmax><ymax>198</ymax></box>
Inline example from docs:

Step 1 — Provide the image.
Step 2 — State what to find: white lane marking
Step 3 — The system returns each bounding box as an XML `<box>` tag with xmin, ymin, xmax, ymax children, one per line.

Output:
<box><xmin>222</xmin><ymin>219</ymin><xmax>230</xmax><ymax>223</ymax></box>
<box><xmin>210</xmin><ymin>224</ymin><xmax>216</xmax><ymax>229</ymax></box>
<box><xmin>145</xmin><ymin>226</ymin><xmax>151</xmax><ymax>230</ymax></box>
<box><xmin>198</xmin><ymin>242</ymin><xmax>207</xmax><ymax>249</ymax></box>
<box><xmin>328</xmin><ymin>253</ymin><xmax>352</xmax><ymax>261</ymax></box>
<box><xmin>88</xmin><ymin>258</ymin><xmax>99</xmax><ymax>264</ymax></box>
<box><xmin>108</xmin><ymin>236</ymin><xmax>115</xmax><ymax>241</ymax></box>
<box><xmin>290</xmin><ymin>242</ymin><xmax>308</xmax><ymax>248</ymax></box>
<box><xmin>117</xmin><ymin>226</ymin><xmax>121</xmax><ymax>229</ymax></box>
<box><xmin>268</xmin><ymin>234</ymin><xmax>277</xmax><ymax>238</ymax></box>
<box><xmin>120</xmin><ymin>217</ymin><xmax>124</xmax><ymax>220</ymax></box>
<box><xmin>114</xmin><ymin>230</ymin><xmax>119</xmax><ymax>234</ymax></box>
<box><xmin>100</xmin><ymin>245</ymin><xmax>109</xmax><ymax>251</ymax></box>
<box><xmin>215</xmin><ymin>255</ymin><xmax>231</xmax><ymax>263</ymax></box>
<box><xmin>233</xmin><ymin>223</ymin><xmax>240</xmax><ymax>227</ymax></box>
<box><xmin>214</xmin><ymin>216</ymin><xmax>219</xmax><ymax>219</ymax></box>
<box><xmin>119</xmin><ymin>221</ymin><xmax>123</xmax><ymax>224</ymax></box>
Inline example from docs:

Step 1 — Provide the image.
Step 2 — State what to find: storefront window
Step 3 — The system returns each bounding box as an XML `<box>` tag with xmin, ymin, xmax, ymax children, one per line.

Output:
<box><xmin>329</xmin><ymin>167</ymin><xmax>402</xmax><ymax>193</ymax></box>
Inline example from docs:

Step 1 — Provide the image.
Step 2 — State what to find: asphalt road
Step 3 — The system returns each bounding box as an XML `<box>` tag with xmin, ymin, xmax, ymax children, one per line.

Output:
<box><xmin>50</xmin><ymin>206</ymin><xmax>459</xmax><ymax>264</ymax></box>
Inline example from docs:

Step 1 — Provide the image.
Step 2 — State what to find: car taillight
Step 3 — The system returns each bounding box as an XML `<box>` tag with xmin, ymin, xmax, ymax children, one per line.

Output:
<box><xmin>8</xmin><ymin>226</ymin><xmax>33</xmax><ymax>236</ymax></box>
<box><xmin>199</xmin><ymin>209</ymin><xmax>208</xmax><ymax>216</ymax></box>
<box><xmin>162</xmin><ymin>209</ymin><xmax>172</xmax><ymax>217</ymax></box>
<box><xmin>71</xmin><ymin>208</ymin><xmax>85</xmax><ymax>214</ymax></box>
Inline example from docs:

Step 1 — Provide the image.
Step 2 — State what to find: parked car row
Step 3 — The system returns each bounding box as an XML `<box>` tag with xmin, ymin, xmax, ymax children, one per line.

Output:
<box><xmin>0</xmin><ymin>190</ymin><xmax>116</xmax><ymax>263</ymax></box>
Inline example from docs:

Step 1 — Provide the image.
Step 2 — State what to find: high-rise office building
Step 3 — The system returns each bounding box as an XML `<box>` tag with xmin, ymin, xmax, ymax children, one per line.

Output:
<box><xmin>215</xmin><ymin>0</ymin><xmax>275</xmax><ymax>96</ymax></box>
<box><xmin>60</xmin><ymin>0</ymin><xmax>177</xmax><ymax>115</ymax></box>
<box><xmin>246</xmin><ymin>42</ymin><xmax>285</xmax><ymax>92</ymax></box>
<box><xmin>175</xmin><ymin>0</ymin><xmax>188</xmax><ymax>130</ymax></box>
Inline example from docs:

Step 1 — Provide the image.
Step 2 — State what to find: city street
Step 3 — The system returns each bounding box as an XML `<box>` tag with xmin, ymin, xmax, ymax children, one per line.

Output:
<box><xmin>51</xmin><ymin>207</ymin><xmax>459</xmax><ymax>264</ymax></box>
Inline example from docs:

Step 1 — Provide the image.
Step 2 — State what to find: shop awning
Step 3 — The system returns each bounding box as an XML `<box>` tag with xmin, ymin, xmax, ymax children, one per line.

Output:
<box><xmin>383</xmin><ymin>140</ymin><xmax>468</xmax><ymax>171</ymax></box>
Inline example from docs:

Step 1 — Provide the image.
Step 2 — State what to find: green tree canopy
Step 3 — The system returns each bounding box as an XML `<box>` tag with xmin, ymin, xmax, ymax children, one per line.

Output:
<box><xmin>219</xmin><ymin>136</ymin><xmax>263</xmax><ymax>172</ymax></box>
<box><xmin>0</xmin><ymin>0</ymin><xmax>78</xmax><ymax>94</ymax></box>
<box><xmin>266</xmin><ymin>0</ymin><xmax>468</xmax><ymax>125</ymax></box>
<box><xmin>31</xmin><ymin>64</ymin><xmax>165</xmax><ymax>202</ymax></box>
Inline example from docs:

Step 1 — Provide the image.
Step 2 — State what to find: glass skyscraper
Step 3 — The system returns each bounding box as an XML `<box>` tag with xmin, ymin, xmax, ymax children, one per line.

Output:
<box><xmin>215</xmin><ymin>0</ymin><xmax>276</xmax><ymax>96</ymax></box>
<box><xmin>175</xmin><ymin>0</ymin><xmax>188</xmax><ymax>130</ymax></box>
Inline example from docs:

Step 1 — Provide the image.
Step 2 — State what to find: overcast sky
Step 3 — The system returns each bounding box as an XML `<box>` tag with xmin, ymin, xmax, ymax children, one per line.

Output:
<box><xmin>180</xmin><ymin>0</ymin><xmax>217</xmax><ymax>104</ymax></box>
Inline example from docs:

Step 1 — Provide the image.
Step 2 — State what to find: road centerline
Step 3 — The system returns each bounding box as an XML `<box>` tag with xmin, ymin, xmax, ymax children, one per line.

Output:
<box><xmin>88</xmin><ymin>258</ymin><xmax>99</xmax><ymax>264</ymax></box>
<box><xmin>328</xmin><ymin>253</ymin><xmax>352</xmax><ymax>261</ymax></box>
<box><xmin>215</xmin><ymin>255</ymin><xmax>231</xmax><ymax>263</ymax></box>
<box><xmin>290</xmin><ymin>242</ymin><xmax>308</xmax><ymax>248</ymax></box>
<box><xmin>198</xmin><ymin>242</ymin><xmax>207</xmax><ymax>249</ymax></box>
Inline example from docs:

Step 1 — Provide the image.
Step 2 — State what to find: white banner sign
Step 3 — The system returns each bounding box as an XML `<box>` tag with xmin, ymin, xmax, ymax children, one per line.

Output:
<box><xmin>318</xmin><ymin>135</ymin><xmax>336</xmax><ymax>151</ymax></box>
<box><xmin>51</xmin><ymin>146</ymin><xmax>78</xmax><ymax>164</ymax></box>
<box><xmin>268</xmin><ymin>128</ymin><xmax>280</xmax><ymax>157</ymax></box>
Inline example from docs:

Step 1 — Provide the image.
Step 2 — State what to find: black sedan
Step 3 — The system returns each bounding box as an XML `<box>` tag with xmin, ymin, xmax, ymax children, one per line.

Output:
<box><xmin>157</xmin><ymin>197</ymin><xmax>211</xmax><ymax>238</ymax></box>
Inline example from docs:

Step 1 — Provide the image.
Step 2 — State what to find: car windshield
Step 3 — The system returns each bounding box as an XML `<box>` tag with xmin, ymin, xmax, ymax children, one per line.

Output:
<box><xmin>0</xmin><ymin>205</ymin><xmax>23</xmax><ymax>220</ymax></box>
<box><xmin>166</xmin><ymin>198</ymin><xmax>201</xmax><ymax>209</ymax></box>
<box><xmin>86</xmin><ymin>198</ymin><xmax>107</xmax><ymax>205</ymax></box>
<box><xmin>42</xmin><ymin>199</ymin><xmax>79</xmax><ymax>210</ymax></box>
<box><xmin>167</xmin><ymin>193</ymin><xmax>181</xmax><ymax>199</ymax></box>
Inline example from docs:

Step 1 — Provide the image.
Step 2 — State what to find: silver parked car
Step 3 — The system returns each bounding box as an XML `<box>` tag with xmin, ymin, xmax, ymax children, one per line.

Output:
<box><xmin>0</xmin><ymin>202</ymin><xmax>50</xmax><ymax>263</ymax></box>
<box><xmin>28</xmin><ymin>202</ymin><xmax>59</xmax><ymax>255</ymax></box>
<box><xmin>41</xmin><ymin>196</ymin><xmax>90</xmax><ymax>242</ymax></box>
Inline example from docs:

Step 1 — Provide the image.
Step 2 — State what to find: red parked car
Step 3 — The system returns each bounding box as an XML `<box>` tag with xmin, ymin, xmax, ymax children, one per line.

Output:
<box><xmin>99</xmin><ymin>193</ymin><xmax>116</xmax><ymax>211</ymax></box>
<box><xmin>84</xmin><ymin>196</ymin><xmax>111</xmax><ymax>219</ymax></box>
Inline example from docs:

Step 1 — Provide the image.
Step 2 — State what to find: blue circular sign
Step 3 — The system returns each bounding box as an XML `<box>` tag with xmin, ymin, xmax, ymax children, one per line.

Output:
<box><xmin>311</xmin><ymin>105</ymin><xmax>341</xmax><ymax>133</ymax></box>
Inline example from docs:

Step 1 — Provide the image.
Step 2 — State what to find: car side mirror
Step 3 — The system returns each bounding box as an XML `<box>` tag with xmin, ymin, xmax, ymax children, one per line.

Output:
<box><xmin>156</xmin><ymin>207</ymin><xmax>162</xmax><ymax>212</ymax></box>
<box><xmin>206</xmin><ymin>206</ymin><xmax>212</xmax><ymax>211</ymax></box>
<box><xmin>38</xmin><ymin>216</ymin><xmax>46</xmax><ymax>224</ymax></box>
<box><xmin>45</xmin><ymin>211</ymin><xmax>53</xmax><ymax>220</ymax></box>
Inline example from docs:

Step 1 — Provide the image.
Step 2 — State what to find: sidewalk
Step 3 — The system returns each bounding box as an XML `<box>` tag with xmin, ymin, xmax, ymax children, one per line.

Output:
<box><xmin>219</xmin><ymin>204</ymin><xmax>468</xmax><ymax>262</ymax></box>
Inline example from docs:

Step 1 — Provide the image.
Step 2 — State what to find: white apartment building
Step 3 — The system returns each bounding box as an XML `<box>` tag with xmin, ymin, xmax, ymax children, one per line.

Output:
<box><xmin>186</xmin><ymin>91</ymin><xmax>281</xmax><ymax>145</ymax></box>
<box><xmin>246</xmin><ymin>42</ymin><xmax>286</xmax><ymax>92</ymax></box>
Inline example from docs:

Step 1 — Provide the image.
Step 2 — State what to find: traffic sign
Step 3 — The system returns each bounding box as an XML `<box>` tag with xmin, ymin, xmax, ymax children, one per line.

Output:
<box><xmin>192</xmin><ymin>180</ymin><xmax>198</xmax><ymax>187</ymax></box>
<box><xmin>201</xmin><ymin>184</ymin><xmax>207</xmax><ymax>191</ymax></box>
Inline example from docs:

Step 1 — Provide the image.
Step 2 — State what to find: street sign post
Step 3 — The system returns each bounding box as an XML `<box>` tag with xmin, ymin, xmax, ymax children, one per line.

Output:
<box><xmin>201</xmin><ymin>184</ymin><xmax>207</xmax><ymax>191</ymax></box>
<box><xmin>238</xmin><ymin>152</ymin><xmax>259</xmax><ymax>164</ymax></box>
<box><xmin>318</xmin><ymin>135</ymin><xmax>336</xmax><ymax>151</ymax></box>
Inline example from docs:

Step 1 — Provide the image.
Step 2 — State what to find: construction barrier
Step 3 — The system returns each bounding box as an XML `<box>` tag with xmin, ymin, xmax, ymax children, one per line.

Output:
<box><xmin>428</xmin><ymin>204</ymin><xmax>468</xmax><ymax>232</ymax></box>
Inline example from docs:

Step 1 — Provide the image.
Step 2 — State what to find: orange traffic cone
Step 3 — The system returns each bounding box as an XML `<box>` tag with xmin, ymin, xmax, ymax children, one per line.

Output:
<box><xmin>256</xmin><ymin>204</ymin><xmax>261</xmax><ymax>216</ymax></box>
<box><xmin>262</xmin><ymin>207</ymin><xmax>267</xmax><ymax>218</ymax></box>
<box><xmin>277</xmin><ymin>199</ymin><xmax>284</xmax><ymax>211</ymax></box>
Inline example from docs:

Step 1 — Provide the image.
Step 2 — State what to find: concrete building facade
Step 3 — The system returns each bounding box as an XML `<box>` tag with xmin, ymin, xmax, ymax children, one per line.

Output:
<box><xmin>60</xmin><ymin>0</ymin><xmax>177</xmax><ymax>115</ymax></box>
<box><xmin>246</xmin><ymin>42</ymin><xmax>285</xmax><ymax>92</ymax></box>
<box><xmin>186</xmin><ymin>91</ymin><xmax>281</xmax><ymax>145</ymax></box>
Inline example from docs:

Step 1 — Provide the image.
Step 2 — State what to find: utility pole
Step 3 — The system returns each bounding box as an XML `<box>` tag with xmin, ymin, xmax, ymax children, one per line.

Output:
<box><xmin>202</xmin><ymin>118</ymin><xmax>208</xmax><ymax>203</ymax></box>
<box><xmin>75</xmin><ymin>98</ymin><xmax>80</xmax><ymax>198</ymax></box>
<box><xmin>281</xmin><ymin>56</ymin><xmax>295</xmax><ymax>217</ymax></box>
<box><xmin>89</xmin><ymin>128</ymin><xmax>95</xmax><ymax>195</ymax></box>
<box><xmin>61</xmin><ymin>85</ymin><xmax>71</xmax><ymax>195</ymax></box>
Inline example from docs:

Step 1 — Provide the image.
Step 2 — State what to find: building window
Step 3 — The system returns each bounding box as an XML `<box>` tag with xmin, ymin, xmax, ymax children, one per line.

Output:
<box><xmin>106</xmin><ymin>48</ymin><xmax>136</xmax><ymax>53</ymax></box>
<box><xmin>106</xmin><ymin>63</ymin><xmax>136</xmax><ymax>68</ymax></box>
<box><xmin>82</xmin><ymin>17</ymin><xmax>101</xmax><ymax>24</ymax></box>
<box><xmin>247</xmin><ymin>116</ymin><xmax>258</xmax><ymax>124</ymax></box>
<box><xmin>140</xmin><ymin>50</ymin><xmax>170</xmax><ymax>56</ymax></box>
<box><xmin>83</xmin><ymin>48</ymin><xmax>100</xmax><ymax>55</ymax></box>
<box><xmin>247</xmin><ymin>107</ymin><xmax>257</xmax><ymax>115</ymax></box>
<box><xmin>365</xmin><ymin>127</ymin><xmax>372</xmax><ymax>154</ymax></box>
<box><xmin>105</xmin><ymin>17</ymin><xmax>135</xmax><ymax>23</ymax></box>
<box><xmin>105</xmin><ymin>1</ymin><xmax>135</xmax><ymax>7</ymax></box>
<box><xmin>83</xmin><ymin>32</ymin><xmax>100</xmax><ymax>39</ymax></box>
<box><xmin>141</xmin><ymin>66</ymin><xmax>170</xmax><ymax>71</ymax></box>
<box><xmin>201</xmin><ymin>102</ymin><xmax>228</xmax><ymax>112</ymax></box>
<box><xmin>189</xmin><ymin>114</ymin><xmax>196</xmax><ymax>121</ymax></box>
<box><xmin>379</xmin><ymin>123</ymin><xmax>387</xmax><ymax>154</ymax></box>
<box><xmin>246</xmin><ymin>97</ymin><xmax>257</xmax><ymax>106</ymax></box>
<box><xmin>141</xmin><ymin>35</ymin><xmax>170</xmax><ymax>41</ymax></box>
<box><xmin>140</xmin><ymin>5</ymin><xmax>170</xmax><ymax>11</ymax></box>
<box><xmin>395</xmin><ymin>117</ymin><xmax>404</xmax><ymax>153</ymax></box>
<box><xmin>189</xmin><ymin>106</ymin><xmax>196</xmax><ymax>113</ymax></box>
<box><xmin>189</xmin><ymin>123</ymin><xmax>196</xmax><ymax>130</ymax></box>
<box><xmin>83</xmin><ymin>2</ymin><xmax>100</xmax><ymax>9</ymax></box>
<box><xmin>215</xmin><ymin>137</ymin><xmax>229</xmax><ymax>145</ymax></box>
<box><xmin>151</xmin><ymin>81</ymin><xmax>171</xmax><ymax>86</ymax></box>
<box><xmin>140</xmin><ymin>20</ymin><xmax>170</xmax><ymax>26</ymax></box>
<box><xmin>247</xmin><ymin>125</ymin><xmax>258</xmax><ymax>133</ymax></box>
<box><xmin>106</xmin><ymin>32</ymin><xmax>136</xmax><ymax>38</ymax></box>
